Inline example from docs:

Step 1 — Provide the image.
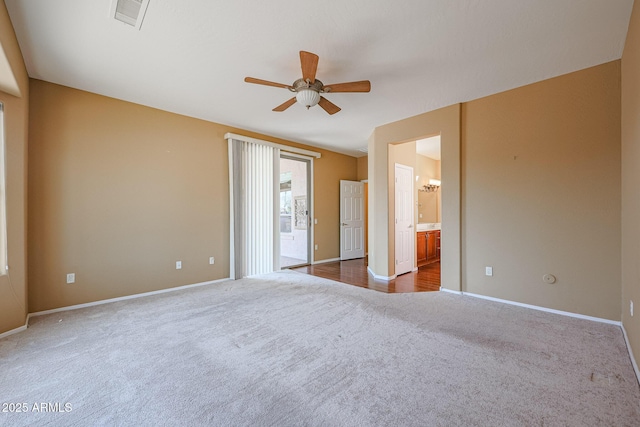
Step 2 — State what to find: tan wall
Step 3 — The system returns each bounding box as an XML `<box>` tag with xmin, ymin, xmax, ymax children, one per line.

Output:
<box><xmin>356</xmin><ymin>156</ymin><xmax>368</xmax><ymax>181</ymax></box>
<box><xmin>622</xmin><ymin>0</ymin><xmax>640</xmax><ymax>371</ymax></box>
<box><xmin>368</xmin><ymin>104</ymin><xmax>461</xmax><ymax>286</ymax></box>
<box><xmin>311</xmin><ymin>149</ymin><xmax>358</xmax><ymax>262</ymax></box>
<box><xmin>28</xmin><ymin>80</ymin><xmax>356</xmax><ymax>312</ymax></box>
<box><xmin>463</xmin><ymin>61</ymin><xmax>621</xmax><ymax>320</ymax></box>
<box><xmin>370</xmin><ymin>62</ymin><xmax>620</xmax><ymax>319</ymax></box>
<box><xmin>0</xmin><ymin>0</ymin><xmax>28</xmax><ymax>334</ymax></box>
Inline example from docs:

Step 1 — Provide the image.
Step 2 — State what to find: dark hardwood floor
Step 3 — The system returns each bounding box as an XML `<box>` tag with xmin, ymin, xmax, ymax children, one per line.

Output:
<box><xmin>291</xmin><ymin>257</ymin><xmax>440</xmax><ymax>293</ymax></box>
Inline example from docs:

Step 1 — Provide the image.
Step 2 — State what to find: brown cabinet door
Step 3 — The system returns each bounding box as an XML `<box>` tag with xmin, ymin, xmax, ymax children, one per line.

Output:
<box><xmin>435</xmin><ymin>230</ymin><xmax>441</xmax><ymax>261</ymax></box>
<box><xmin>417</xmin><ymin>232</ymin><xmax>427</xmax><ymax>266</ymax></box>
<box><xmin>426</xmin><ymin>231</ymin><xmax>437</xmax><ymax>262</ymax></box>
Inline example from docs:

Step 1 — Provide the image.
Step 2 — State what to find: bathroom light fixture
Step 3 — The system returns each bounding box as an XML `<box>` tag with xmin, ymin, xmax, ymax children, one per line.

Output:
<box><xmin>420</xmin><ymin>179</ymin><xmax>441</xmax><ymax>192</ymax></box>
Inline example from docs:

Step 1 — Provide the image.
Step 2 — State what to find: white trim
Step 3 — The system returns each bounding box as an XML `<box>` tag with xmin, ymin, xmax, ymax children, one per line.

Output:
<box><xmin>411</xmin><ymin>267</ymin><xmax>418</xmax><ymax>272</ymax></box>
<box><xmin>1</xmin><ymin>278</ymin><xmax>231</xmax><ymax>339</ymax></box>
<box><xmin>367</xmin><ymin>266</ymin><xmax>396</xmax><ymax>281</ymax></box>
<box><xmin>440</xmin><ymin>287</ymin><xmax>463</xmax><ymax>295</ymax></box>
<box><xmin>440</xmin><ymin>288</ymin><xmax>638</xmax><ymax>383</ymax></box>
<box><xmin>29</xmin><ymin>278</ymin><xmax>230</xmax><ymax>318</ymax></box>
<box><xmin>360</xmin><ymin>179</ymin><xmax>369</xmax><ymax>183</ymax></box>
<box><xmin>463</xmin><ymin>292</ymin><xmax>622</xmax><ymax>326</ymax></box>
<box><xmin>312</xmin><ymin>257</ymin><xmax>341</xmax><ymax>265</ymax></box>
<box><xmin>0</xmin><ymin>324</ymin><xmax>27</xmax><ymax>340</ymax></box>
<box><xmin>224</xmin><ymin>133</ymin><xmax>321</xmax><ymax>158</ymax></box>
<box><xmin>622</xmin><ymin>324</ymin><xmax>640</xmax><ymax>386</ymax></box>
<box><xmin>280</xmin><ymin>152</ymin><xmax>314</xmax><ymax>162</ymax></box>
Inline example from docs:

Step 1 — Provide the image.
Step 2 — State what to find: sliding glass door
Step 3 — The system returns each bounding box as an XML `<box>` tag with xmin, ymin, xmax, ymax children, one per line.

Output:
<box><xmin>279</xmin><ymin>155</ymin><xmax>310</xmax><ymax>268</ymax></box>
<box><xmin>228</xmin><ymin>133</ymin><xmax>315</xmax><ymax>278</ymax></box>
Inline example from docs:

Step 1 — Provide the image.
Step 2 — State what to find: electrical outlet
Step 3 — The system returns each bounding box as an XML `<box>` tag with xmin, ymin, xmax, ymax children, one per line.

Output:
<box><xmin>314</xmin><ymin>219</ymin><xmax>318</xmax><ymax>224</ymax></box>
<box><xmin>176</xmin><ymin>261</ymin><xmax>182</xmax><ymax>270</ymax></box>
<box><xmin>314</xmin><ymin>244</ymin><xmax>318</xmax><ymax>251</ymax></box>
<box><xmin>631</xmin><ymin>300</ymin><xmax>634</xmax><ymax>317</ymax></box>
<box><xmin>209</xmin><ymin>256</ymin><xmax>215</xmax><ymax>265</ymax></box>
<box><xmin>66</xmin><ymin>273</ymin><xmax>75</xmax><ymax>284</ymax></box>
<box><xmin>485</xmin><ymin>267</ymin><xmax>493</xmax><ymax>277</ymax></box>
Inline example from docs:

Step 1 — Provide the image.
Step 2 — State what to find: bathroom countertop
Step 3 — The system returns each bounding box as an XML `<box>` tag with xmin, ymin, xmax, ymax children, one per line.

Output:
<box><xmin>416</xmin><ymin>223</ymin><xmax>441</xmax><ymax>232</ymax></box>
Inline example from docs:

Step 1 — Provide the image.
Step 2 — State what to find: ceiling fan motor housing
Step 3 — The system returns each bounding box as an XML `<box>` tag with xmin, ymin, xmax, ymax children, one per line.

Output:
<box><xmin>291</xmin><ymin>78</ymin><xmax>324</xmax><ymax>108</ymax></box>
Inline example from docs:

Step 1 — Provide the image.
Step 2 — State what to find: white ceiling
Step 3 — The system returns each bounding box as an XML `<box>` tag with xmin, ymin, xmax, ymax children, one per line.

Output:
<box><xmin>5</xmin><ymin>0</ymin><xmax>634</xmax><ymax>157</ymax></box>
<box><xmin>416</xmin><ymin>136</ymin><xmax>441</xmax><ymax>161</ymax></box>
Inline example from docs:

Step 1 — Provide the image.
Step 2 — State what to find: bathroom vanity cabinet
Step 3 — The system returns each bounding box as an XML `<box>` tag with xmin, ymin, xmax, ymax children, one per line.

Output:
<box><xmin>417</xmin><ymin>230</ymin><xmax>440</xmax><ymax>267</ymax></box>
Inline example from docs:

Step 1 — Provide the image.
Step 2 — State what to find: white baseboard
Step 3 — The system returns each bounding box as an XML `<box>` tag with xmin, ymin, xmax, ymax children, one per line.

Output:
<box><xmin>621</xmin><ymin>324</ymin><xmax>640</xmax><ymax>386</ymax></box>
<box><xmin>0</xmin><ymin>324</ymin><xmax>27</xmax><ymax>340</ymax></box>
<box><xmin>312</xmin><ymin>257</ymin><xmax>341</xmax><ymax>265</ymax></box>
<box><xmin>462</xmin><ymin>292</ymin><xmax>622</xmax><ymax>326</ymax></box>
<box><xmin>444</xmin><ymin>289</ymin><xmax>637</xmax><ymax>384</ymax></box>
<box><xmin>28</xmin><ymin>278</ymin><xmax>230</xmax><ymax>319</ymax></box>
<box><xmin>366</xmin><ymin>266</ymin><xmax>396</xmax><ymax>281</ymax></box>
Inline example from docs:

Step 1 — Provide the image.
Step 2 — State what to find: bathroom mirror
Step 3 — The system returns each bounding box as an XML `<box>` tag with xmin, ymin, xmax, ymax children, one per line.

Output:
<box><xmin>418</xmin><ymin>190</ymin><xmax>439</xmax><ymax>223</ymax></box>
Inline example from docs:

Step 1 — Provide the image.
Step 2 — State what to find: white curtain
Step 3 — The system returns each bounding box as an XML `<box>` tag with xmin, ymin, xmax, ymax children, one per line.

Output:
<box><xmin>229</xmin><ymin>138</ymin><xmax>280</xmax><ymax>279</ymax></box>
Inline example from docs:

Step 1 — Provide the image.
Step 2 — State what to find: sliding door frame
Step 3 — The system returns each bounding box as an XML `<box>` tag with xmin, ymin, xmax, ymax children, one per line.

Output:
<box><xmin>280</xmin><ymin>152</ymin><xmax>314</xmax><ymax>267</ymax></box>
<box><xmin>226</xmin><ymin>133</ymin><xmax>319</xmax><ymax>278</ymax></box>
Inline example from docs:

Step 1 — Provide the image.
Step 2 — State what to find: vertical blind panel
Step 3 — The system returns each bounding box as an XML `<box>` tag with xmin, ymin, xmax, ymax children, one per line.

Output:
<box><xmin>240</xmin><ymin>141</ymin><xmax>278</xmax><ymax>276</ymax></box>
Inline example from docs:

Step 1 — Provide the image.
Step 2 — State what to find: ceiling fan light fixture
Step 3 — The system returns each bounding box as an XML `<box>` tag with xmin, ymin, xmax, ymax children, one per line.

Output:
<box><xmin>296</xmin><ymin>89</ymin><xmax>320</xmax><ymax>109</ymax></box>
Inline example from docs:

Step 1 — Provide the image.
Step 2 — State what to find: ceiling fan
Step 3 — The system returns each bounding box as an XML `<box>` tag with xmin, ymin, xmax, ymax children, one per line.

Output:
<box><xmin>244</xmin><ymin>51</ymin><xmax>371</xmax><ymax>115</ymax></box>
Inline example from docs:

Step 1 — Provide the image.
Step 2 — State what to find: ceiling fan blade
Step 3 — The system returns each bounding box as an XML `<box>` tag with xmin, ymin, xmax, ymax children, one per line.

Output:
<box><xmin>300</xmin><ymin>51</ymin><xmax>319</xmax><ymax>83</ymax></box>
<box><xmin>273</xmin><ymin>97</ymin><xmax>297</xmax><ymax>112</ymax></box>
<box><xmin>318</xmin><ymin>96</ymin><xmax>341</xmax><ymax>115</ymax></box>
<box><xmin>324</xmin><ymin>80</ymin><xmax>371</xmax><ymax>93</ymax></box>
<box><xmin>244</xmin><ymin>77</ymin><xmax>291</xmax><ymax>89</ymax></box>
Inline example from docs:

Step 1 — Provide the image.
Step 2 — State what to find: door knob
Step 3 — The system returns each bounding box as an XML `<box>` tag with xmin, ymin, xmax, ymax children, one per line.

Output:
<box><xmin>342</xmin><ymin>223</ymin><xmax>348</xmax><ymax>226</ymax></box>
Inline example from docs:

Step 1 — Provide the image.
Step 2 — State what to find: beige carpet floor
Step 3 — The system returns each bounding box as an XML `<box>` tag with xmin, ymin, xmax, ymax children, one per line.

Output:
<box><xmin>0</xmin><ymin>270</ymin><xmax>639</xmax><ymax>426</ymax></box>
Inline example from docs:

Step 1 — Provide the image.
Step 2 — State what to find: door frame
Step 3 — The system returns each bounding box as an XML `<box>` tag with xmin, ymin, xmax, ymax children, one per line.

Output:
<box><xmin>279</xmin><ymin>152</ymin><xmax>314</xmax><ymax>267</ymax></box>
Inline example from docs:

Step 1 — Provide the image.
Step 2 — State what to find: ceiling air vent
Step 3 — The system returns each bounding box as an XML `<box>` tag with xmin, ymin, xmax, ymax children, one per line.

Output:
<box><xmin>110</xmin><ymin>0</ymin><xmax>150</xmax><ymax>30</ymax></box>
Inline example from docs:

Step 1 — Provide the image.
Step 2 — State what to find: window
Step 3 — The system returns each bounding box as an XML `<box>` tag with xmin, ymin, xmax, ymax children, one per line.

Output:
<box><xmin>0</xmin><ymin>103</ymin><xmax>6</xmax><ymax>275</ymax></box>
<box><xmin>280</xmin><ymin>172</ymin><xmax>292</xmax><ymax>233</ymax></box>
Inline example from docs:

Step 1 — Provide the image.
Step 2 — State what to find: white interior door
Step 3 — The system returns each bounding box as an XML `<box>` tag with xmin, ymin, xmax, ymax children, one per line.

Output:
<box><xmin>395</xmin><ymin>164</ymin><xmax>414</xmax><ymax>275</ymax></box>
<box><xmin>340</xmin><ymin>180</ymin><xmax>365</xmax><ymax>260</ymax></box>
